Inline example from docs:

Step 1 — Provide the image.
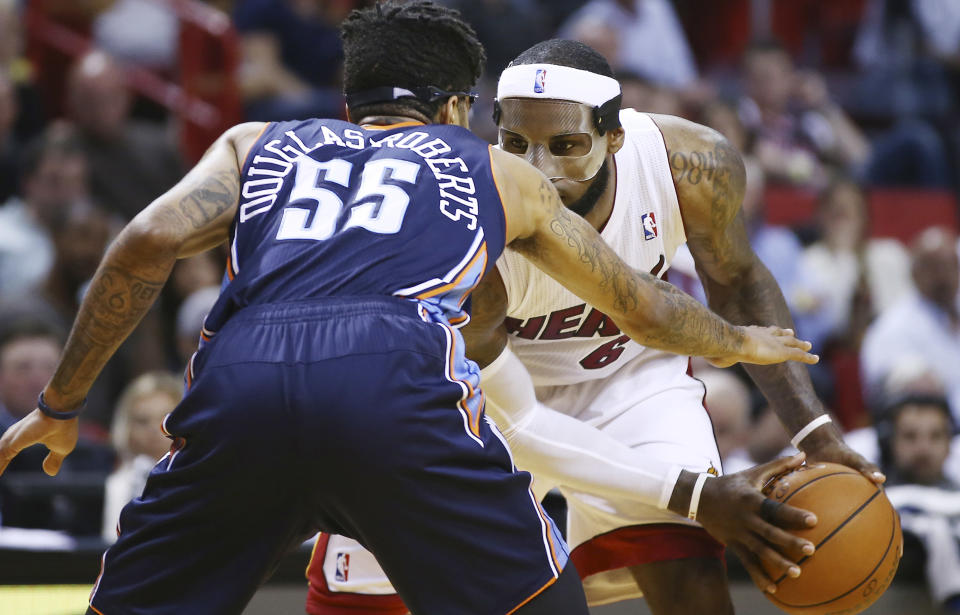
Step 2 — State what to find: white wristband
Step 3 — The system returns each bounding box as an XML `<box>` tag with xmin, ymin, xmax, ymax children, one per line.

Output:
<box><xmin>790</xmin><ymin>415</ymin><xmax>833</xmax><ymax>449</ymax></box>
<box><xmin>687</xmin><ymin>473</ymin><xmax>715</xmax><ymax>521</ymax></box>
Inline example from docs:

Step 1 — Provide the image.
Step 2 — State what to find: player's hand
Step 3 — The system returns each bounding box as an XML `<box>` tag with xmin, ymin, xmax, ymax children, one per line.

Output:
<box><xmin>0</xmin><ymin>409</ymin><xmax>79</xmax><ymax>477</ymax></box>
<box><xmin>708</xmin><ymin>326</ymin><xmax>818</xmax><ymax>368</ymax></box>
<box><xmin>697</xmin><ymin>453</ymin><xmax>818</xmax><ymax>595</ymax></box>
<box><xmin>800</xmin><ymin>431</ymin><xmax>886</xmax><ymax>485</ymax></box>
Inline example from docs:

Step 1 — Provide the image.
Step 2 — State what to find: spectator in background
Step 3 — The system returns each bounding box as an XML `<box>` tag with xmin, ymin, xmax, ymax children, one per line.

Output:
<box><xmin>879</xmin><ymin>394</ymin><xmax>960</xmax><ymax>614</ymax></box>
<box><xmin>0</xmin><ymin>0</ymin><xmax>44</xmax><ymax>142</ymax></box>
<box><xmin>854</xmin><ymin>0</ymin><xmax>959</xmax><ymax>121</ymax></box>
<box><xmin>0</xmin><ymin>318</ymin><xmax>113</xmax><ymax>534</ymax></box>
<box><xmin>0</xmin><ymin>126</ymin><xmax>89</xmax><ymax>297</ymax></box>
<box><xmin>102</xmin><ymin>372</ymin><xmax>181</xmax><ymax>543</ymax></box>
<box><xmin>0</xmin><ymin>70</ymin><xmax>18</xmax><ymax>202</ymax></box>
<box><xmin>160</xmin><ymin>252</ymin><xmax>224</xmax><ymax>368</ymax></box>
<box><xmin>234</xmin><ymin>0</ymin><xmax>346</xmax><ymax>121</ymax></box>
<box><xmin>617</xmin><ymin>71</ymin><xmax>684</xmax><ymax>117</ymax></box>
<box><xmin>66</xmin><ymin>51</ymin><xmax>183</xmax><ymax>222</ymax></box>
<box><xmin>739</xmin><ymin>39</ymin><xmax>870</xmax><ymax>188</ymax></box>
<box><xmin>93</xmin><ymin>0</ymin><xmax>180</xmax><ymax>70</ymax></box>
<box><xmin>793</xmin><ymin>177</ymin><xmax>912</xmax><ymax>352</ymax></box>
<box><xmin>861</xmin><ymin>226</ymin><xmax>960</xmax><ymax>419</ymax></box>
<box><xmin>41</xmin><ymin>201</ymin><xmax>112</xmax><ymax>324</ymax></box>
<box><xmin>558</xmin><ymin>0</ymin><xmax>697</xmax><ymax>89</ymax></box>
<box><xmin>0</xmin><ymin>320</ymin><xmax>62</xmax><ymax>435</ymax></box>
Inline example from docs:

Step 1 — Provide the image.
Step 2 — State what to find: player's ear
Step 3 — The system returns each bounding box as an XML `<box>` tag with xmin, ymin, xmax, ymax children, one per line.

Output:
<box><xmin>606</xmin><ymin>127</ymin><xmax>625</xmax><ymax>155</ymax></box>
<box><xmin>435</xmin><ymin>96</ymin><xmax>469</xmax><ymax>128</ymax></box>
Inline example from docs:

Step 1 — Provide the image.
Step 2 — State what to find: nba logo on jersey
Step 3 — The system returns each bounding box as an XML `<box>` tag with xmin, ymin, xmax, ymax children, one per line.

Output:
<box><xmin>641</xmin><ymin>212</ymin><xmax>658</xmax><ymax>240</ymax></box>
<box><xmin>534</xmin><ymin>69</ymin><xmax>546</xmax><ymax>93</ymax></box>
<box><xmin>335</xmin><ymin>552</ymin><xmax>350</xmax><ymax>582</ymax></box>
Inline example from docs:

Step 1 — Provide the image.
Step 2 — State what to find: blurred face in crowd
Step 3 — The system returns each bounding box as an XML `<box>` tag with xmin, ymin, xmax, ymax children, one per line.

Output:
<box><xmin>911</xmin><ymin>227</ymin><xmax>959</xmax><ymax>312</ymax></box>
<box><xmin>24</xmin><ymin>151</ymin><xmax>89</xmax><ymax>223</ymax></box>
<box><xmin>52</xmin><ymin>204</ymin><xmax>111</xmax><ymax>285</ymax></box>
<box><xmin>745</xmin><ymin>48</ymin><xmax>793</xmax><ymax>113</ymax></box>
<box><xmin>68</xmin><ymin>52</ymin><xmax>131</xmax><ymax>140</ymax></box>
<box><xmin>126</xmin><ymin>391</ymin><xmax>178</xmax><ymax>460</ymax></box>
<box><xmin>739</xmin><ymin>158</ymin><xmax>766</xmax><ymax>227</ymax></box>
<box><xmin>619</xmin><ymin>78</ymin><xmax>682</xmax><ymax>117</ymax></box>
<box><xmin>891</xmin><ymin>403</ymin><xmax>952</xmax><ymax>485</ymax></box>
<box><xmin>701</xmin><ymin>101</ymin><xmax>748</xmax><ymax>154</ymax></box>
<box><xmin>819</xmin><ymin>180</ymin><xmax>867</xmax><ymax>253</ymax></box>
<box><xmin>0</xmin><ymin>2</ymin><xmax>21</xmax><ymax>67</ymax></box>
<box><xmin>0</xmin><ymin>336</ymin><xmax>61</xmax><ymax>419</ymax></box>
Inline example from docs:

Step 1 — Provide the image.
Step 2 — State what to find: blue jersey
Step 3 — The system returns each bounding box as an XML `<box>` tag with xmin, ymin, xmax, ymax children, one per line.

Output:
<box><xmin>90</xmin><ymin>121</ymin><xmax>574</xmax><ymax>615</ymax></box>
<box><xmin>203</xmin><ymin>119</ymin><xmax>507</xmax><ymax>336</ymax></box>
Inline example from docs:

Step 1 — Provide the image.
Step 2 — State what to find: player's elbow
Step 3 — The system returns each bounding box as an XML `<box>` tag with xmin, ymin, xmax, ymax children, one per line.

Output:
<box><xmin>118</xmin><ymin>213</ymin><xmax>183</xmax><ymax>262</ymax></box>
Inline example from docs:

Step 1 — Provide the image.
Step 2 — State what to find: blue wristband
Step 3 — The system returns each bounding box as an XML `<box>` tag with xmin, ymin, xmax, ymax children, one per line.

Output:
<box><xmin>37</xmin><ymin>392</ymin><xmax>85</xmax><ymax>420</ymax></box>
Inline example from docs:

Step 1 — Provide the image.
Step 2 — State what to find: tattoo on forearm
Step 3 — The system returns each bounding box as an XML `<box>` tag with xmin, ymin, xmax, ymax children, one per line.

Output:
<box><xmin>718</xmin><ymin>264</ymin><xmax>825</xmax><ymax>431</ymax></box>
<box><xmin>535</xmin><ymin>178</ymin><xmax>640</xmax><ymax>314</ymax></box>
<box><xmin>83</xmin><ymin>267</ymin><xmax>164</xmax><ymax>344</ymax></box>
<box><xmin>50</xmin><ymin>253</ymin><xmax>171</xmax><ymax>399</ymax></box>
<box><xmin>645</xmin><ymin>274</ymin><xmax>746</xmax><ymax>355</ymax></box>
<box><xmin>176</xmin><ymin>169</ymin><xmax>240</xmax><ymax>229</ymax></box>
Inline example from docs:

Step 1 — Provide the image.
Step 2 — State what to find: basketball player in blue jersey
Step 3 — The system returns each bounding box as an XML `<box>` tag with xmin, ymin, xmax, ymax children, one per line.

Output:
<box><xmin>0</xmin><ymin>3</ymin><xmax>818</xmax><ymax>614</ymax></box>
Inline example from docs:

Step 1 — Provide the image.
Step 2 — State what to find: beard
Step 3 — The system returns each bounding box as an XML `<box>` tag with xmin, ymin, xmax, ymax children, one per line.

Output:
<box><xmin>565</xmin><ymin>159</ymin><xmax>610</xmax><ymax>218</ymax></box>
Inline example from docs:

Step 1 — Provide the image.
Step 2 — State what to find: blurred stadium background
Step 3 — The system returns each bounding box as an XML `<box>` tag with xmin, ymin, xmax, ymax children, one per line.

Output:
<box><xmin>0</xmin><ymin>0</ymin><xmax>958</xmax><ymax>613</ymax></box>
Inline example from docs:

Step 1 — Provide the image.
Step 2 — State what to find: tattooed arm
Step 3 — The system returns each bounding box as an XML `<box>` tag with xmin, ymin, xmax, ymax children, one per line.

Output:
<box><xmin>0</xmin><ymin>122</ymin><xmax>266</xmax><ymax>476</ymax></box>
<box><xmin>656</xmin><ymin>114</ymin><xmax>881</xmax><ymax>479</ymax></box>
<box><xmin>489</xmin><ymin>147</ymin><xmax>816</xmax><ymax>365</ymax></box>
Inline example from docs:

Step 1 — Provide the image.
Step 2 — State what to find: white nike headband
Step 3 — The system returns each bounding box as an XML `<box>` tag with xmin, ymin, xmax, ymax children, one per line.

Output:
<box><xmin>496</xmin><ymin>63</ymin><xmax>621</xmax><ymax>107</ymax></box>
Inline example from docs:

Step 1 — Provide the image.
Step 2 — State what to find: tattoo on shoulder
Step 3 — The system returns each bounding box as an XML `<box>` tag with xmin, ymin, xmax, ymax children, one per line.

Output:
<box><xmin>177</xmin><ymin>168</ymin><xmax>240</xmax><ymax>229</ymax></box>
<box><xmin>670</xmin><ymin>139</ymin><xmax>745</xmax><ymax>228</ymax></box>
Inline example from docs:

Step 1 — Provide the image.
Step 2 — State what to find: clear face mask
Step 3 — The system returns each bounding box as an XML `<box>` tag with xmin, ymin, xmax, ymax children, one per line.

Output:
<box><xmin>497</xmin><ymin>98</ymin><xmax>607</xmax><ymax>182</ymax></box>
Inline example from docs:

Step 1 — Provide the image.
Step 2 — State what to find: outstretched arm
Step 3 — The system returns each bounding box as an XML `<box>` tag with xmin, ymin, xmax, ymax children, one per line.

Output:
<box><xmin>462</xmin><ymin>268</ymin><xmax>818</xmax><ymax>592</ymax></box>
<box><xmin>657</xmin><ymin>114</ymin><xmax>882</xmax><ymax>481</ymax></box>
<box><xmin>490</xmin><ymin>146</ymin><xmax>817</xmax><ymax>367</ymax></box>
<box><xmin>0</xmin><ymin>122</ymin><xmax>265</xmax><ymax>476</ymax></box>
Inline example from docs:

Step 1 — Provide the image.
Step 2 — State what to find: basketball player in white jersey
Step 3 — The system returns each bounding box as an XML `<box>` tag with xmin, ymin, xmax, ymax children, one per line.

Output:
<box><xmin>306</xmin><ymin>40</ymin><xmax>882</xmax><ymax>615</ymax></box>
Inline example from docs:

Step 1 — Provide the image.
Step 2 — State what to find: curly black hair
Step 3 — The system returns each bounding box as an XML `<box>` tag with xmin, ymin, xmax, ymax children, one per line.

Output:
<box><xmin>509</xmin><ymin>39</ymin><xmax>615</xmax><ymax>78</ymax></box>
<box><xmin>341</xmin><ymin>0</ymin><xmax>486</xmax><ymax>121</ymax></box>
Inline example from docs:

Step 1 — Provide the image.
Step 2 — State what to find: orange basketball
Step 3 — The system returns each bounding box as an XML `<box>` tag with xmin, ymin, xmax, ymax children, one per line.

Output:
<box><xmin>760</xmin><ymin>462</ymin><xmax>903</xmax><ymax>615</ymax></box>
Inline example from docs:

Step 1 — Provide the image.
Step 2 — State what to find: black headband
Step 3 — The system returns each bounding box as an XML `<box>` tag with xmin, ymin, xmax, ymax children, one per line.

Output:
<box><xmin>346</xmin><ymin>86</ymin><xmax>478</xmax><ymax>109</ymax></box>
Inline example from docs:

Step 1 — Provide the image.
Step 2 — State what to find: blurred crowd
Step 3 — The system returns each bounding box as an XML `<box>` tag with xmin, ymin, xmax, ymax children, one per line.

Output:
<box><xmin>0</xmin><ymin>0</ymin><xmax>959</xmax><ymax>607</ymax></box>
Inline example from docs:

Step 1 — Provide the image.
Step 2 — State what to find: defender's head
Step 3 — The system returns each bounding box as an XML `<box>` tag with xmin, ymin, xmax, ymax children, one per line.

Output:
<box><xmin>341</xmin><ymin>1</ymin><xmax>485</xmax><ymax>128</ymax></box>
<box><xmin>495</xmin><ymin>40</ymin><xmax>625</xmax><ymax>215</ymax></box>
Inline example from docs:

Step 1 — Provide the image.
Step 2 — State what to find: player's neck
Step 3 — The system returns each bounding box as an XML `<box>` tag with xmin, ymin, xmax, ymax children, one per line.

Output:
<box><xmin>582</xmin><ymin>155</ymin><xmax>618</xmax><ymax>231</ymax></box>
<box><xmin>356</xmin><ymin>114</ymin><xmax>428</xmax><ymax>128</ymax></box>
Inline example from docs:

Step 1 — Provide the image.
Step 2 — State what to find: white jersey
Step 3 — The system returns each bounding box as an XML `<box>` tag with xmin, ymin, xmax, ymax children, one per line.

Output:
<box><xmin>498</xmin><ymin>109</ymin><xmax>690</xmax><ymax>393</ymax></box>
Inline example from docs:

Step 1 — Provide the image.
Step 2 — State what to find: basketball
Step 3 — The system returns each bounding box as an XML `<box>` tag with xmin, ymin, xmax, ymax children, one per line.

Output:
<box><xmin>760</xmin><ymin>462</ymin><xmax>903</xmax><ymax>615</ymax></box>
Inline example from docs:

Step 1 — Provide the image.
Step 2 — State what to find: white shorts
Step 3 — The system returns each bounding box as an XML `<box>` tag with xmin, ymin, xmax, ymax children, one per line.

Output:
<box><xmin>307</xmin><ymin>355</ymin><xmax>724</xmax><ymax>609</ymax></box>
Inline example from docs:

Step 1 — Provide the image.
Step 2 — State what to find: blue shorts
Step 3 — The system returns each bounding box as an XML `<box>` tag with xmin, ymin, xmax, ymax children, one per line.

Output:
<box><xmin>89</xmin><ymin>296</ymin><xmax>569</xmax><ymax>615</ymax></box>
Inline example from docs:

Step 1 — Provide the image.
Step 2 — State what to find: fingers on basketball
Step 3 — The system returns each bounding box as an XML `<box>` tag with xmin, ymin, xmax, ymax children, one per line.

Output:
<box><xmin>748</xmin><ymin>512</ymin><xmax>815</xmax><ymax>556</ymax></box>
<box><xmin>730</xmin><ymin>543</ymin><xmax>779</xmax><ymax>595</ymax></box>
